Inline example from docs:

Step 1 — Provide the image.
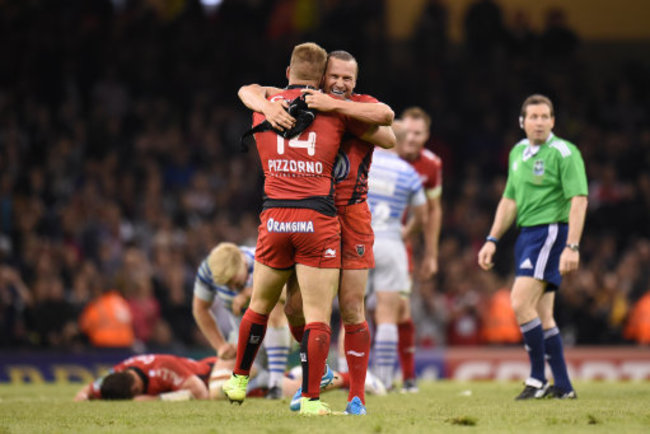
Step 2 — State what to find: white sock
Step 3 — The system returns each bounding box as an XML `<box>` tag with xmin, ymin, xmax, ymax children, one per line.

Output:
<box><xmin>373</xmin><ymin>323</ymin><xmax>398</xmax><ymax>389</ymax></box>
<box><xmin>338</xmin><ymin>355</ymin><xmax>349</xmax><ymax>373</ymax></box>
<box><xmin>264</xmin><ymin>326</ymin><xmax>291</xmax><ymax>389</ymax></box>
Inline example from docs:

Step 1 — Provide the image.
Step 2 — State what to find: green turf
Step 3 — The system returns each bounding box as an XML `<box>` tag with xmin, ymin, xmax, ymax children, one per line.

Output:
<box><xmin>1</xmin><ymin>381</ymin><xmax>649</xmax><ymax>433</ymax></box>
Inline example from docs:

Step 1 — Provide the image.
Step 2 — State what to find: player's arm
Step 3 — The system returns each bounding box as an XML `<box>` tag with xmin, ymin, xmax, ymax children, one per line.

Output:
<box><xmin>359</xmin><ymin>125</ymin><xmax>396</xmax><ymax>149</ymax></box>
<box><xmin>231</xmin><ymin>285</ymin><xmax>252</xmax><ymax>316</ymax></box>
<box><xmin>192</xmin><ymin>294</ymin><xmax>236</xmax><ymax>359</ymax></box>
<box><xmin>403</xmin><ymin>202</ymin><xmax>429</xmax><ymax>240</ymax></box>
<box><xmin>302</xmin><ymin>89</ymin><xmax>394</xmax><ymax>126</ymax></box>
<box><xmin>420</xmin><ymin>192</ymin><xmax>442</xmax><ymax>278</ymax></box>
<box><xmin>477</xmin><ymin>197</ymin><xmax>517</xmax><ymax>270</ymax></box>
<box><xmin>238</xmin><ymin>84</ymin><xmax>294</xmax><ymax>130</ymax></box>
<box><xmin>559</xmin><ymin>195</ymin><xmax>588</xmax><ymax>275</ymax></box>
<box><xmin>74</xmin><ymin>383</ymin><xmax>93</xmax><ymax>401</ymax></box>
<box><xmin>179</xmin><ymin>375</ymin><xmax>209</xmax><ymax>400</ymax></box>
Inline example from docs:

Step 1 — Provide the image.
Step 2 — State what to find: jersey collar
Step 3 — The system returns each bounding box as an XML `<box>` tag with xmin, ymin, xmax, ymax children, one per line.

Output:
<box><xmin>286</xmin><ymin>84</ymin><xmax>318</xmax><ymax>90</ymax></box>
<box><xmin>523</xmin><ymin>132</ymin><xmax>554</xmax><ymax>161</ymax></box>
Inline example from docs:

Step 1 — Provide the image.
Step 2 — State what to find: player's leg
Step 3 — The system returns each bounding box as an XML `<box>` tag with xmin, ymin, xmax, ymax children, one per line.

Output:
<box><xmin>537</xmin><ymin>291</ymin><xmax>576</xmax><ymax>398</ymax></box>
<box><xmin>284</xmin><ymin>272</ymin><xmax>306</xmax><ymax>343</ymax></box>
<box><xmin>339</xmin><ymin>268</ymin><xmax>371</xmax><ymax>406</ymax></box>
<box><xmin>295</xmin><ymin>263</ymin><xmax>339</xmax><ymax>414</ymax></box>
<box><xmin>511</xmin><ymin>276</ymin><xmax>547</xmax><ymax>399</ymax></box>
<box><xmin>374</xmin><ymin>290</ymin><xmax>400</xmax><ymax>390</ymax></box>
<box><xmin>397</xmin><ymin>294</ymin><xmax>417</xmax><ymax>393</ymax></box>
<box><xmin>264</xmin><ymin>298</ymin><xmax>291</xmax><ymax>399</ymax></box>
<box><xmin>223</xmin><ymin>261</ymin><xmax>291</xmax><ymax>403</ymax></box>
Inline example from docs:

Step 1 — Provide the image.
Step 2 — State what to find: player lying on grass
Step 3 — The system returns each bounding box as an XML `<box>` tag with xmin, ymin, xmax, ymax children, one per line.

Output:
<box><xmin>74</xmin><ymin>353</ymin><xmax>386</xmax><ymax>401</ymax></box>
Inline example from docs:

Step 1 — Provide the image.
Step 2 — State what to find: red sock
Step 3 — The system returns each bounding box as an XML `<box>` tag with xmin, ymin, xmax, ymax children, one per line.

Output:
<box><xmin>398</xmin><ymin>319</ymin><xmax>416</xmax><ymax>381</ymax></box>
<box><xmin>289</xmin><ymin>324</ymin><xmax>304</xmax><ymax>343</ymax></box>
<box><xmin>300</xmin><ymin>322</ymin><xmax>331</xmax><ymax>399</ymax></box>
<box><xmin>233</xmin><ymin>309</ymin><xmax>268</xmax><ymax>376</ymax></box>
<box><xmin>344</xmin><ymin>321</ymin><xmax>370</xmax><ymax>404</ymax></box>
<box><xmin>339</xmin><ymin>371</ymin><xmax>350</xmax><ymax>388</ymax></box>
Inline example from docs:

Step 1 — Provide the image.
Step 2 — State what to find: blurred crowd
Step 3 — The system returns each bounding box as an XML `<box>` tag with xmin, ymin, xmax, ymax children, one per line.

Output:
<box><xmin>0</xmin><ymin>0</ymin><xmax>648</xmax><ymax>351</ymax></box>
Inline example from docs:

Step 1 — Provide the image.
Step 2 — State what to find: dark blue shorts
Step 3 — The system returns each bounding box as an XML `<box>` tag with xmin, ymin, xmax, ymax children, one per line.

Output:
<box><xmin>514</xmin><ymin>223</ymin><xmax>568</xmax><ymax>291</ymax></box>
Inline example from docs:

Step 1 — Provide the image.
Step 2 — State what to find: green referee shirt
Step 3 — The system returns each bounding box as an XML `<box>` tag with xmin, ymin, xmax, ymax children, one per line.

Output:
<box><xmin>504</xmin><ymin>133</ymin><xmax>588</xmax><ymax>227</ymax></box>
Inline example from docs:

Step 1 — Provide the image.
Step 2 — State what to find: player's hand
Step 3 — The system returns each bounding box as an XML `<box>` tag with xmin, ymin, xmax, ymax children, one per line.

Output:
<box><xmin>263</xmin><ymin>99</ymin><xmax>295</xmax><ymax>131</ymax></box>
<box><xmin>559</xmin><ymin>249</ymin><xmax>579</xmax><ymax>275</ymax></box>
<box><xmin>477</xmin><ymin>242</ymin><xmax>496</xmax><ymax>270</ymax></box>
<box><xmin>218</xmin><ymin>343</ymin><xmax>237</xmax><ymax>360</ymax></box>
<box><xmin>419</xmin><ymin>255</ymin><xmax>438</xmax><ymax>280</ymax></box>
<box><xmin>302</xmin><ymin>88</ymin><xmax>340</xmax><ymax>112</ymax></box>
<box><xmin>231</xmin><ymin>293</ymin><xmax>248</xmax><ymax>316</ymax></box>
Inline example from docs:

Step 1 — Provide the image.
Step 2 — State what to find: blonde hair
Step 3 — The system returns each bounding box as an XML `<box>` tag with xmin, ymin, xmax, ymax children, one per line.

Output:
<box><xmin>207</xmin><ymin>242</ymin><xmax>243</xmax><ymax>286</ymax></box>
<box><xmin>289</xmin><ymin>42</ymin><xmax>328</xmax><ymax>82</ymax></box>
<box><xmin>401</xmin><ymin>106</ymin><xmax>432</xmax><ymax>129</ymax></box>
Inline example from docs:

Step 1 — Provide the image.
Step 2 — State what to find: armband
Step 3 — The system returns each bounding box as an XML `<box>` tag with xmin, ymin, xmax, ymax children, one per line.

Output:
<box><xmin>486</xmin><ymin>236</ymin><xmax>499</xmax><ymax>244</ymax></box>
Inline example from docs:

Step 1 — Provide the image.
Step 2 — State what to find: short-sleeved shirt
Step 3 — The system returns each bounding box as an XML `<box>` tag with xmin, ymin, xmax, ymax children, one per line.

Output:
<box><xmin>254</xmin><ymin>86</ymin><xmax>366</xmax><ymax>211</ymax></box>
<box><xmin>504</xmin><ymin>133</ymin><xmax>588</xmax><ymax>227</ymax></box>
<box><xmin>408</xmin><ymin>148</ymin><xmax>443</xmax><ymax>200</ymax></box>
<box><xmin>333</xmin><ymin>93</ymin><xmax>378</xmax><ymax>207</ymax></box>
<box><xmin>193</xmin><ymin>246</ymin><xmax>255</xmax><ymax>312</ymax></box>
<box><xmin>88</xmin><ymin>354</ymin><xmax>216</xmax><ymax>399</ymax></box>
<box><xmin>368</xmin><ymin>148</ymin><xmax>426</xmax><ymax>240</ymax></box>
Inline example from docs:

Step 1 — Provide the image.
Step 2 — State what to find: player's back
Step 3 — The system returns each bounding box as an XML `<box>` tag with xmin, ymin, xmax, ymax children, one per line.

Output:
<box><xmin>367</xmin><ymin>148</ymin><xmax>424</xmax><ymax>239</ymax></box>
<box><xmin>254</xmin><ymin>87</ymin><xmax>350</xmax><ymax>209</ymax></box>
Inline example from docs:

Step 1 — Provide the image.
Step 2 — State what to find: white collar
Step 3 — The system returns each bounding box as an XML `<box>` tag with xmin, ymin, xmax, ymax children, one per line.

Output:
<box><xmin>522</xmin><ymin>133</ymin><xmax>554</xmax><ymax>161</ymax></box>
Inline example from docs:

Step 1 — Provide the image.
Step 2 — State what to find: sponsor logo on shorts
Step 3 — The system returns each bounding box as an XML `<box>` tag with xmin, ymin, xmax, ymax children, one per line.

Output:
<box><xmin>355</xmin><ymin>244</ymin><xmax>365</xmax><ymax>257</ymax></box>
<box><xmin>324</xmin><ymin>248</ymin><xmax>337</xmax><ymax>258</ymax></box>
<box><xmin>266</xmin><ymin>218</ymin><xmax>314</xmax><ymax>233</ymax></box>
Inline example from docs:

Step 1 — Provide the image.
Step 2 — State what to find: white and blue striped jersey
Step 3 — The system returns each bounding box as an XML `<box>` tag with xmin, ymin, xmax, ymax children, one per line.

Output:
<box><xmin>368</xmin><ymin>148</ymin><xmax>426</xmax><ymax>240</ymax></box>
<box><xmin>193</xmin><ymin>246</ymin><xmax>255</xmax><ymax>313</ymax></box>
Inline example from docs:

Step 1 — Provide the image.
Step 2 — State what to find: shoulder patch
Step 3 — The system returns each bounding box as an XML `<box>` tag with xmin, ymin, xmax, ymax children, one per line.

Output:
<box><xmin>550</xmin><ymin>141</ymin><xmax>572</xmax><ymax>158</ymax></box>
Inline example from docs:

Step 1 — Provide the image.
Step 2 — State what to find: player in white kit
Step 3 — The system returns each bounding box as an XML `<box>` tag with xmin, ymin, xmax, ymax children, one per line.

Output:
<box><xmin>366</xmin><ymin>143</ymin><xmax>428</xmax><ymax>390</ymax></box>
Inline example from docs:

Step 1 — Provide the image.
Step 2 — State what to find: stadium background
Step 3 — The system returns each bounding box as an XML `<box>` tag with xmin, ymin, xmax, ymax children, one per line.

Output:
<box><xmin>0</xmin><ymin>0</ymin><xmax>648</xmax><ymax>383</ymax></box>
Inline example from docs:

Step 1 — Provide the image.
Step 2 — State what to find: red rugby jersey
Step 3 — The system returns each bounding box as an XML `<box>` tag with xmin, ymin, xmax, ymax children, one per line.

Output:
<box><xmin>253</xmin><ymin>86</ymin><xmax>365</xmax><ymax>203</ymax></box>
<box><xmin>408</xmin><ymin>148</ymin><xmax>442</xmax><ymax>196</ymax></box>
<box><xmin>333</xmin><ymin>93</ymin><xmax>378</xmax><ymax>207</ymax></box>
<box><xmin>88</xmin><ymin>354</ymin><xmax>215</xmax><ymax>398</ymax></box>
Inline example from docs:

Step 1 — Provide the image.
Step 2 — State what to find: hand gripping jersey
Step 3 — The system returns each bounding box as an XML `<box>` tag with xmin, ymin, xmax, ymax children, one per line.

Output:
<box><xmin>333</xmin><ymin>93</ymin><xmax>379</xmax><ymax>207</ymax></box>
<box><xmin>253</xmin><ymin>85</ymin><xmax>366</xmax><ymax>215</ymax></box>
<box><xmin>88</xmin><ymin>354</ymin><xmax>216</xmax><ymax>399</ymax></box>
<box><xmin>193</xmin><ymin>246</ymin><xmax>255</xmax><ymax>313</ymax></box>
<box><xmin>368</xmin><ymin>148</ymin><xmax>426</xmax><ymax>240</ymax></box>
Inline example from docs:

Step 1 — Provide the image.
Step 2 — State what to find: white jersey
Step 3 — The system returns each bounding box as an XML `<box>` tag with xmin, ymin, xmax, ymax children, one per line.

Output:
<box><xmin>368</xmin><ymin>148</ymin><xmax>426</xmax><ymax>240</ymax></box>
<box><xmin>193</xmin><ymin>245</ymin><xmax>255</xmax><ymax>313</ymax></box>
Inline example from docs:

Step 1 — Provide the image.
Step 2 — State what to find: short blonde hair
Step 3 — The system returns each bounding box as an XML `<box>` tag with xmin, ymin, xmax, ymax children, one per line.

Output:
<box><xmin>289</xmin><ymin>42</ymin><xmax>328</xmax><ymax>82</ymax></box>
<box><xmin>401</xmin><ymin>106</ymin><xmax>432</xmax><ymax>129</ymax></box>
<box><xmin>207</xmin><ymin>242</ymin><xmax>243</xmax><ymax>286</ymax></box>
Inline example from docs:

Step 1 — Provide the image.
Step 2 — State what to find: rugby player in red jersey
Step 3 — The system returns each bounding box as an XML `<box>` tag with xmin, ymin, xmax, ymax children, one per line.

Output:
<box><xmin>238</xmin><ymin>50</ymin><xmax>395</xmax><ymax>415</ymax></box>
<box><xmin>74</xmin><ymin>354</ymin><xmax>217</xmax><ymax>401</ymax></box>
<box><xmin>223</xmin><ymin>43</ymin><xmax>394</xmax><ymax>416</ymax></box>
<box><xmin>394</xmin><ymin>107</ymin><xmax>443</xmax><ymax>392</ymax></box>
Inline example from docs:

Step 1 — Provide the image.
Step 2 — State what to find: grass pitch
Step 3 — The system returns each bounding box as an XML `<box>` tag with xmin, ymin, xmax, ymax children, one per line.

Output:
<box><xmin>1</xmin><ymin>381</ymin><xmax>649</xmax><ymax>433</ymax></box>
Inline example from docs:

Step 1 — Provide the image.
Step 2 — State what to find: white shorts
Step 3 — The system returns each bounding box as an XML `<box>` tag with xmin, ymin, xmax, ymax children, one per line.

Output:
<box><xmin>367</xmin><ymin>237</ymin><xmax>411</xmax><ymax>295</ymax></box>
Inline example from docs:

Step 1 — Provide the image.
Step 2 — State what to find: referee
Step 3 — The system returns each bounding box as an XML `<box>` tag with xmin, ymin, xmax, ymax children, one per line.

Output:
<box><xmin>478</xmin><ymin>94</ymin><xmax>588</xmax><ymax>400</ymax></box>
